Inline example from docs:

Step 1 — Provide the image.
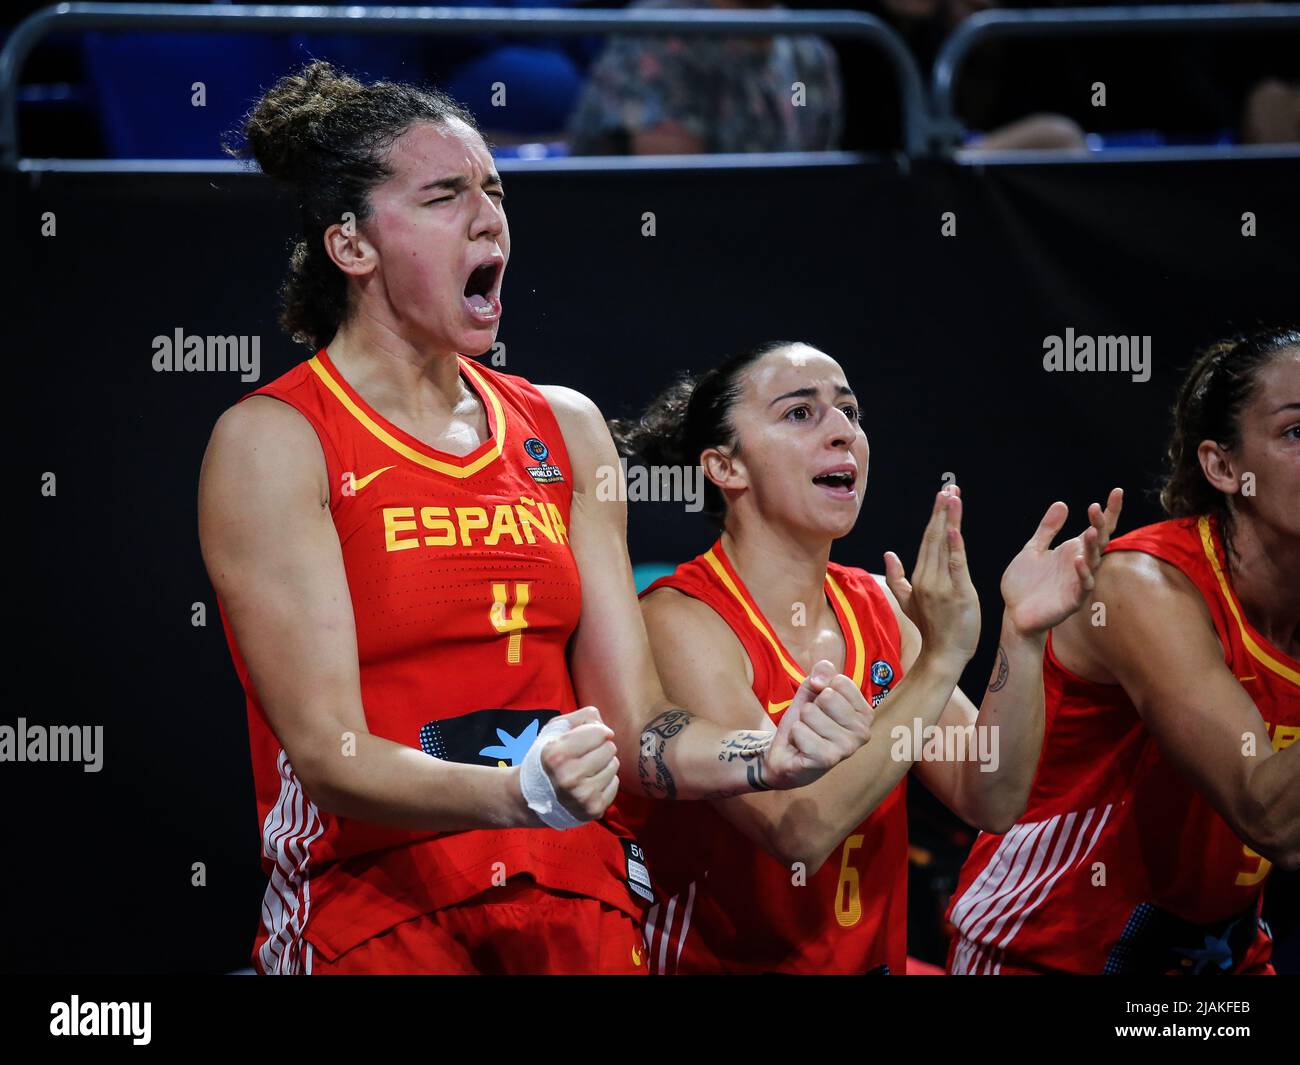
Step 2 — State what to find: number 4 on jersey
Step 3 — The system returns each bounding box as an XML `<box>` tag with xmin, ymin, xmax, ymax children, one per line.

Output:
<box><xmin>490</xmin><ymin>582</ymin><xmax>531</xmax><ymax>664</ymax></box>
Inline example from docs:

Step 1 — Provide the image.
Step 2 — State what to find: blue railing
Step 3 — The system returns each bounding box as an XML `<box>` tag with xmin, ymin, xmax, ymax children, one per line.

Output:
<box><xmin>931</xmin><ymin>4</ymin><xmax>1300</xmax><ymax>150</ymax></box>
<box><xmin>0</xmin><ymin>3</ymin><xmax>930</xmax><ymax>167</ymax></box>
<box><xmin>3</xmin><ymin>3</ymin><xmax>1300</xmax><ymax>166</ymax></box>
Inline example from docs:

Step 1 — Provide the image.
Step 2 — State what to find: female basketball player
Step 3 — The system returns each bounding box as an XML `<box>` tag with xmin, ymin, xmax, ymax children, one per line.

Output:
<box><xmin>948</xmin><ymin>327</ymin><xmax>1299</xmax><ymax>975</ymax></box>
<box><xmin>609</xmin><ymin>340</ymin><xmax>1123</xmax><ymax>973</ymax></box>
<box><xmin>199</xmin><ymin>63</ymin><xmax>960</xmax><ymax>975</ymax></box>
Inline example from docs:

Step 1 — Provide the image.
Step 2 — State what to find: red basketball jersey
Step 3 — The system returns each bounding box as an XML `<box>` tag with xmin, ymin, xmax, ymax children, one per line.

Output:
<box><xmin>621</xmin><ymin>540</ymin><xmax>909</xmax><ymax>974</ymax></box>
<box><xmin>947</xmin><ymin>516</ymin><xmax>1300</xmax><ymax>975</ymax></box>
<box><xmin>218</xmin><ymin>349</ymin><xmax>650</xmax><ymax>974</ymax></box>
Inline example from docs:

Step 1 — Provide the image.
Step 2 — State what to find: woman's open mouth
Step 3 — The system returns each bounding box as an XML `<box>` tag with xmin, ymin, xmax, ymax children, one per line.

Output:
<box><xmin>812</xmin><ymin>467</ymin><xmax>857</xmax><ymax>500</ymax></box>
<box><xmin>462</xmin><ymin>259</ymin><xmax>503</xmax><ymax>323</ymax></box>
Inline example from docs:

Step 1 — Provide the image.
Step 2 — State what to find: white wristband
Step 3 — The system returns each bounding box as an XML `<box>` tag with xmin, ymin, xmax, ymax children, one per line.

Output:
<box><xmin>520</xmin><ymin>716</ymin><xmax>586</xmax><ymax>831</ymax></box>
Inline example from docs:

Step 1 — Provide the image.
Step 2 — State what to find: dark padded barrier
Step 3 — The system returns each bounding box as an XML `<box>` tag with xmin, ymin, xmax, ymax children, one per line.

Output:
<box><xmin>9</xmin><ymin>154</ymin><xmax>1300</xmax><ymax>971</ymax></box>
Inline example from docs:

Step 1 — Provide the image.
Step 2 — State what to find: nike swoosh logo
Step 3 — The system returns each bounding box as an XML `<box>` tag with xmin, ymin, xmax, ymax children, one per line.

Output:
<box><xmin>350</xmin><ymin>465</ymin><xmax>395</xmax><ymax>493</ymax></box>
<box><xmin>765</xmin><ymin>699</ymin><xmax>793</xmax><ymax>716</ymax></box>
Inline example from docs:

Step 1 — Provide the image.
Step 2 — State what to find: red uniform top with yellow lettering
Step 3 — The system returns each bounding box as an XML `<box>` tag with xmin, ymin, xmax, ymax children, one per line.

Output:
<box><xmin>217</xmin><ymin>349</ymin><xmax>652</xmax><ymax>975</ymax></box>
<box><xmin>619</xmin><ymin>540</ymin><xmax>909</xmax><ymax>974</ymax></box>
<box><xmin>946</xmin><ymin>516</ymin><xmax>1300</xmax><ymax>975</ymax></box>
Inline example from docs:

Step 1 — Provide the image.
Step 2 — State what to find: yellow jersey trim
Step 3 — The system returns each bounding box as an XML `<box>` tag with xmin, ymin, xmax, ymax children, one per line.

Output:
<box><xmin>702</xmin><ymin>547</ymin><xmax>867</xmax><ymax>692</ymax></box>
<box><xmin>702</xmin><ymin>547</ymin><xmax>807</xmax><ymax>687</ymax></box>
<box><xmin>1197</xmin><ymin>516</ymin><xmax>1300</xmax><ymax>687</ymax></box>
<box><xmin>308</xmin><ymin>354</ymin><xmax>506</xmax><ymax>478</ymax></box>
<box><xmin>825</xmin><ymin>572</ymin><xmax>866</xmax><ymax>689</ymax></box>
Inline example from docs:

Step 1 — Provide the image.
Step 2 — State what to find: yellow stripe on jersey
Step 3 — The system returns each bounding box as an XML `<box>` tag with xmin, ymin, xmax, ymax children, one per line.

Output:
<box><xmin>308</xmin><ymin>354</ymin><xmax>506</xmax><ymax>478</ymax></box>
<box><xmin>702</xmin><ymin>547</ymin><xmax>807</xmax><ymax>687</ymax></box>
<box><xmin>703</xmin><ymin>548</ymin><xmax>868</xmax><ymax>690</ymax></box>
<box><xmin>1198</xmin><ymin>516</ymin><xmax>1300</xmax><ymax>687</ymax></box>
<box><xmin>825</xmin><ymin>572</ymin><xmax>866</xmax><ymax>688</ymax></box>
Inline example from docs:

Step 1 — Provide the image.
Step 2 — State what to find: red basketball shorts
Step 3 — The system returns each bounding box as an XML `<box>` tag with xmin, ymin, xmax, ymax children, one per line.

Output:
<box><xmin>310</xmin><ymin>879</ymin><xmax>648</xmax><ymax>975</ymax></box>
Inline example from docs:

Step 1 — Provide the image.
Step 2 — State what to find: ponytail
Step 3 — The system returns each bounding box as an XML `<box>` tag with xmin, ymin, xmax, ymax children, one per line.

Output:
<box><xmin>1160</xmin><ymin>325</ymin><xmax>1300</xmax><ymax>558</ymax></box>
<box><xmin>609</xmin><ymin>341</ymin><xmax>797</xmax><ymax>525</ymax></box>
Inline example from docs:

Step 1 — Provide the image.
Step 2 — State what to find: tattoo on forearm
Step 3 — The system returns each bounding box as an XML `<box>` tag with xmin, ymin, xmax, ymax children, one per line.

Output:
<box><xmin>988</xmin><ymin>645</ymin><xmax>1010</xmax><ymax>692</ymax></box>
<box><xmin>638</xmin><ymin>710</ymin><xmax>692</xmax><ymax>800</ymax></box>
<box><xmin>698</xmin><ymin>756</ymin><xmax>773</xmax><ymax>798</ymax></box>
<box><xmin>717</xmin><ymin>731</ymin><xmax>772</xmax><ymax>763</ymax></box>
<box><xmin>718</xmin><ymin>730</ymin><xmax>773</xmax><ymax>792</ymax></box>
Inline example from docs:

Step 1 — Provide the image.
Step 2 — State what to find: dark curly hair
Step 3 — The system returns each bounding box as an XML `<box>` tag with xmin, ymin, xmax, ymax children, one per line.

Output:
<box><xmin>1159</xmin><ymin>325</ymin><xmax>1300</xmax><ymax>559</ymax></box>
<box><xmin>608</xmin><ymin>341</ymin><xmax>799</xmax><ymax>525</ymax></box>
<box><xmin>226</xmin><ymin>61</ymin><xmax>479</xmax><ymax>350</ymax></box>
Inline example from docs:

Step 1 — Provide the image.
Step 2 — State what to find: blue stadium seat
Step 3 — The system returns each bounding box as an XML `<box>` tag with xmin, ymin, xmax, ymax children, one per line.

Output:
<box><xmin>80</xmin><ymin>31</ymin><xmax>295</xmax><ymax>158</ymax></box>
<box><xmin>443</xmin><ymin>44</ymin><xmax>584</xmax><ymax>137</ymax></box>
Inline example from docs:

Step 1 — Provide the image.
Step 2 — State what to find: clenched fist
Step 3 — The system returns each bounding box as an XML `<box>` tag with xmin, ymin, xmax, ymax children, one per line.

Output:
<box><xmin>535</xmin><ymin>706</ymin><xmax>620</xmax><ymax>822</ymax></box>
<box><xmin>760</xmin><ymin>661</ymin><xmax>875</xmax><ymax>790</ymax></box>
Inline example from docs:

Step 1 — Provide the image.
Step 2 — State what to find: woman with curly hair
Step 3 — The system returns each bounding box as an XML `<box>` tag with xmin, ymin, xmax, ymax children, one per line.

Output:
<box><xmin>198</xmin><ymin>63</ymin><xmax>933</xmax><ymax>974</ymax></box>
<box><xmin>948</xmin><ymin>326</ymin><xmax>1300</xmax><ymax>975</ymax></box>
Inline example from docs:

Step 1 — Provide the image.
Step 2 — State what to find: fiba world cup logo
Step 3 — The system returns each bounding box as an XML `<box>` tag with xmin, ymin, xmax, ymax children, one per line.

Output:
<box><xmin>871</xmin><ymin>660</ymin><xmax>894</xmax><ymax>687</ymax></box>
<box><xmin>523</xmin><ymin>437</ymin><xmax>563</xmax><ymax>484</ymax></box>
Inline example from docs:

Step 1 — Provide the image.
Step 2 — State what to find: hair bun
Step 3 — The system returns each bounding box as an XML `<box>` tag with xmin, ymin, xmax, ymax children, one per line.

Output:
<box><xmin>232</xmin><ymin>61</ymin><xmax>366</xmax><ymax>183</ymax></box>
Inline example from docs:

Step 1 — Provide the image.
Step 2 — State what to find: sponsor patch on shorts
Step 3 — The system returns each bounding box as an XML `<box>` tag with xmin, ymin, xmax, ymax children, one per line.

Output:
<box><xmin>622</xmin><ymin>838</ymin><xmax>655</xmax><ymax>903</ymax></box>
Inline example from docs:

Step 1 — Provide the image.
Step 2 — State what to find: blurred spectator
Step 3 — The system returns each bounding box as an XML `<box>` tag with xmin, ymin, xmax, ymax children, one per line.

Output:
<box><xmin>865</xmin><ymin>0</ymin><xmax>1086</xmax><ymax>151</ymax></box>
<box><xmin>908</xmin><ymin>0</ymin><xmax>1300</xmax><ymax>148</ymax></box>
<box><xmin>567</xmin><ymin>0</ymin><xmax>843</xmax><ymax>155</ymax></box>
<box><xmin>445</xmin><ymin>45</ymin><xmax>586</xmax><ymax>143</ymax></box>
<box><xmin>1242</xmin><ymin>78</ymin><xmax>1300</xmax><ymax>144</ymax></box>
<box><xmin>964</xmin><ymin>112</ymin><xmax>1085</xmax><ymax>151</ymax></box>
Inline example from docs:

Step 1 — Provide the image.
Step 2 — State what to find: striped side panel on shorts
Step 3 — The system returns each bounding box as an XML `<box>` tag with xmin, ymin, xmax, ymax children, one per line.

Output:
<box><xmin>257</xmin><ymin>749</ymin><xmax>326</xmax><ymax>975</ymax></box>
<box><xmin>643</xmin><ymin>879</ymin><xmax>699</xmax><ymax>975</ymax></box>
<box><xmin>949</xmin><ymin>804</ymin><xmax>1112</xmax><ymax>975</ymax></box>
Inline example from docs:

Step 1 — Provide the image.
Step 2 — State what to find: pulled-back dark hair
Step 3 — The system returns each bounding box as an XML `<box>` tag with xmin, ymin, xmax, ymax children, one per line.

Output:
<box><xmin>226</xmin><ymin>61</ymin><xmax>479</xmax><ymax>350</ymax></box>
<box><xmin>609</xmin><ymin>341</ymin><xmax>799</xmax><ymax>525</ymax></box>
<box><xmin>1160</xmin><ymin>324</ymin><xmax>1300</xmax><ymax>558</ymax></box>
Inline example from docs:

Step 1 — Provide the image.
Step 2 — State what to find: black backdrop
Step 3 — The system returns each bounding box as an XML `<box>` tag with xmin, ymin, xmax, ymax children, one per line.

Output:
<box><xmin>6</xmin><ymin>154</ymin><xmax>1299</xmax><ymax>972</ymax></box>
